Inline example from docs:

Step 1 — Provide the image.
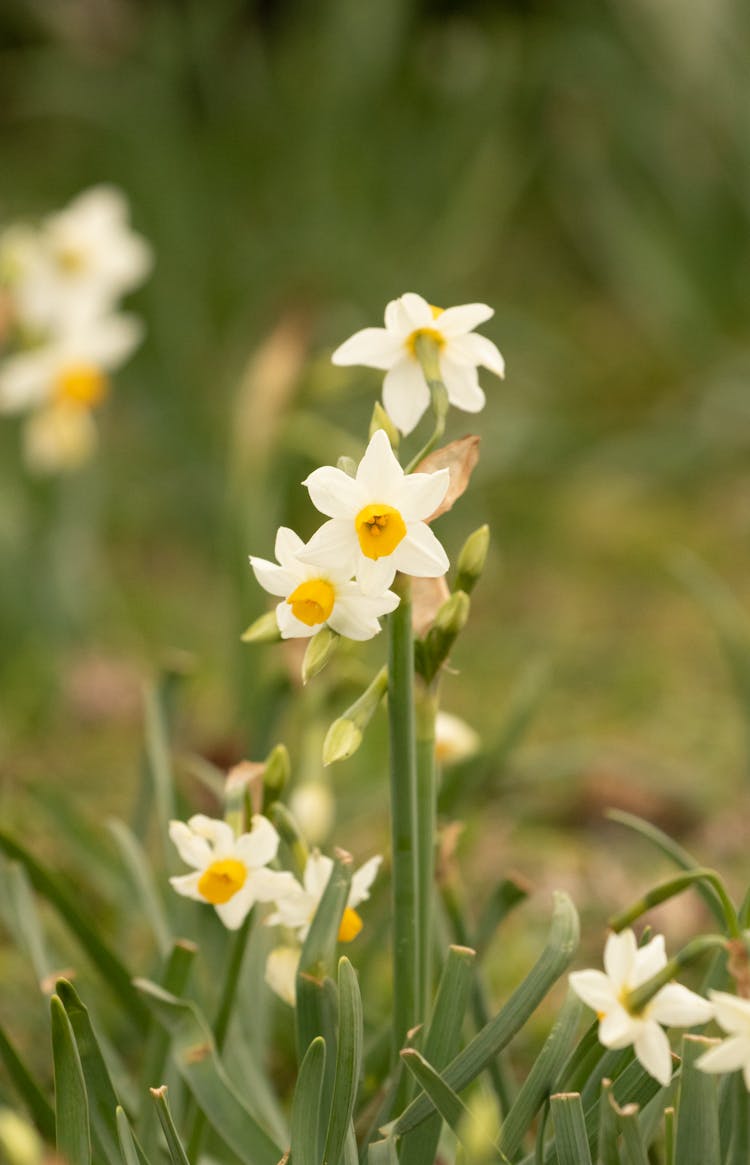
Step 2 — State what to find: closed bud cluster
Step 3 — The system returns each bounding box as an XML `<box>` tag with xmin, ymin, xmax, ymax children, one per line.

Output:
<box><xmin>454</xmin><ymin>524</ymin><xmax>490</xmax><ymax>595</ymax></box>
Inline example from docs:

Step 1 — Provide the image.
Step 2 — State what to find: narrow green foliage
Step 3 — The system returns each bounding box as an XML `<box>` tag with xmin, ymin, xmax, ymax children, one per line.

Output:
<box><xmin>617</xmin><ymin>1102</ymin><xmax>649</xmax><ymax>1165</ymax></box>
<box><xmin>116</xmin><ymin>1107</ymin><xmax>143</xmax><ymax>1165</ymax></box>
<box><xmin>400</xmin><ymin>1050</ymin><xmax>470</xmax><ymax>1140</ymax></box>
<box><xmin>368</xmin><ymin>1138</ymin><xmax>399</xmax><ymax>1165</ymax></box>
<box><xmin>324</xmin><ymin>958</ymin><xmax>363</xmax><ymax>1165</ymax></box>
<box><xmin>674</xmin><ymin>1035</ymin><xmax>721</xmax><ymax>1165</ymax></box>
<box><xmin>596</xmin><ymin>1080</ymin><xmax>620</xmax><ymax>1165</ymax></box>
<box><xmin>298</xmin><ymin>855</ymin><xmax>352</xmax><ymax>981</ymax></box>
<box><xmin>291</xmin><ymin>1037</ymin><xmax>326</xmax><ymax>1165</ymax></box>
<box><xmin>664</xmin><ymin>1106</ymin><xmax>675</xmax><ymax>1165</ymax></box>
<box><xmin>143</xmin><ymin>681</ymin><xmax>176</xmax><ymax>843</ymax></box>
<box><xmin>107</xmin><ymin>820</ymin><xmax>172</xmax><ymax>956</ymax></box>
<box><xmin>475</xmin><ymin>876</ymin><xmax>531</xmax><ymax>956</ymax></box>
<box><xmin>394</xmin><ymin>892</ymin><xmax>579</xmax><ymax>1135</ymax></box>
<box><xmin>134</xmin><ymin>979</ymin><xmax>282</xmax><ymax>1165</ymax></box>
<box><xmin>0</xmin><ymin>860</ymin><xmax>54</xmax><ymax>984</ymax></box>
<box><xmin>0</xmin><ymin>831</ymin><xmax>148</xmax><ymax>1024</ymax></box>
<box><xmin>609</xmin><ymin>868</ymin><xmax>740</xmax><ymax>939</ymax></box>
<box><xmin>549</xmin><ymin>1093</ymin><xmax>592</xmax><ymax>1165</ymax></box>
<box><xmin>726</xmin><ymin>1072</ymin><xmax>750</xmax><ymax>1164</ymax></box>
<box><xmin>499</xmin><ymin>990</ymin><xmax>583</xmax><ymax>1159</ymax></box>
<box><xmin>0</xmin><ymin>1016</ymin><xmax>55</xmax><ymax>1141</ymax></box>
<box><xmin>51</xmin><ymin>993</ymin><xmax>92</xmax><ymax>1165</ymax></box>
<box><xmin>150</xmin><ymin>1086</ymin><xmax>191</xmax><ymax>1165</ymax></box>
<box><xmin>138</xmin><ymin>939</ymin><xmax>197</xmax><ymax>1099</ymax></box>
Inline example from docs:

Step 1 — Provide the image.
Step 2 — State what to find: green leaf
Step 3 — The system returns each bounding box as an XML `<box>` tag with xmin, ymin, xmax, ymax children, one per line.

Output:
<box><xmin>51</xmin><ymin>993</ymin><xmax>92</xmax><ymax>1165</ymax></box>
<box><xmin>56</xmin><ymin>977</ymin><xmax>123</xmax><ymax>1165</ymax></box>
<box><xmin>150</xmin><ymin>1086</ymin><xmax>191</xmax><ymax>1165</ymax></box>
<box><xmin>368</xmin><ymin>1138</ymin><xmax>399</xmax><ymax>1165</ymax></box>
<box><xmin>138</xmin><ymin>939</ymin><xmax>197</xmax><ymax>1099</ymax></box>
<box><xmin>0</xmin><ymin>830</ymin><xmax>148</xmax><ymax>1026</ymax></box>
<box><xmin>499</xmin><ymin>990</ymin><xmax>583</xmax><ymax>1159</ymax></box>
<box><xmin>550</xmin><ymin>1093</ymin><xmax>592</xmax><ymax>1165</ymax></box>
<box><xmin>400</xmin><ymin>944</ymin><xmax>476</xmax><ymax>1165</ymax></box>
<box><xmin>724</xmin><ymin>1072</ymin><xmax>750</xmax><ymax>1165</ymax></box>
<box><xmin>143</xmin><ymin>680</ymin><xmax>177</xmax><ymax>845</ymax></box>
<box><xmin>291</xmin><ymin>1037</ymin><xmax>326</xmax><ymax>1165</ymax></box>
<box><xmin>0</xmin><ymin>860</ymin><xmax>55</xmax><ymax>985</ymax></box>
<box><xmin>324</xmin><ymin>958</ymin><xmax>363</xmax><ymax>1165</ymax></box>
<box><xmin>0</xmin><ymin>1015</ymin><xmax>55</xmax><ymax>1141</ymax></box>
<box><xmin>596</xmin><ymin>1080</ymin><xmax>620</xmax><ymax>1165</ymax></box>
<box><xmin>674</xmin><ymin>1035</ymin><xmax>721</xmax><ymax>1165</ymax></box>
<box><xmin>393</xmin><ymin>892</ymin><xmax>579</xmax><ymax>1135</ymax></box>
<box><xmin>617</xmin><ymin>1100</ymin><xmax>649</xmax><ymax>1165</ymax></box>
<box><xmin>135</xmin><ymin>978</ymin><xmax>282</xmax><ymax>1165</ymax></box>
<box><xmin>474</xmin><ymin>876</ymin><xmax>530</xmax><ymax>957</ymax></box>
<box><xmin>116</xmin><ymin>1107</ymin><xmax>144</xmax><ymax>1165</ymax></box>
<box><xmin>107</xmin><ymin>819</ymin><xmax>172</xmax><ymax>956</ymax></box>
<box><xmin>401</xmin><ymin>1050</ymin><xmax>510</xmax><ymax>1164</ymax></box>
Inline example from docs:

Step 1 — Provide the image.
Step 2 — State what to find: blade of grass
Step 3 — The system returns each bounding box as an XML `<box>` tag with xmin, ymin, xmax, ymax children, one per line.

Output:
<box><xmin>549</xmin><ymin>1093</ymin><xmax>592</xmax><ymax>1165</ymax></box>
<box><xmin>0</xmin><ymin>860</ymin><xmax>55</xmax><ymax>986</ymax></box>
<box><xmin>401</xmin><ymin>1050</ymin><xmax>510</xmax><ymax>1163</ymax></box>
<box><xmin>150</xmin><ymin>1086</ymin><xmax>191</xmax><ymax>1165</ymax></box>
<box><xmin>596</xmin><ymin>1080</ymin><xmax>619</xmax><ymax>1165</ymax></box>
<box><xmin>116</xmin><ymin>1107</ymin><xmax>145</xmax><ymax>1165</ymax></box>
<box><xmin>107</xmin><ymin>819</ymin><xmax>172</xmax><ymax>957</ymax></box>
<box><xmin>325</xmin><ymin>958</ymin><xmax>363</xmax><ymax>1165</ymax></box>
<box><xmin>674</xmin><ymin>1035</ymin><xmax>721</xmax><ymax>1165</ymax></box>
<box><xmin>291</xmin><ymin>1036</ymin><xmax>326</xmax><ymax>1165</ymax></box>
<box><xmin>51</xmin><ymin>993</ymin><xmax>91</xmax><ymax>1165</ymax></box>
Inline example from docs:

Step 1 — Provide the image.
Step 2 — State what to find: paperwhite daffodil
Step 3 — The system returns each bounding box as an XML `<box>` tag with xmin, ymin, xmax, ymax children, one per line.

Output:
<box><xmin>301</xmin><ymin>428</ymin><xmax>450</xmax><ymax>595</ymax></box>
<box><xmin>569</xmin><ymin>929</ymin><xmax>713</xmax><ymax>1086</ymax></box>
<box><xmin>14</xmin><ymin>186</ymin><xmax>152</xmax><ymax>331</ymax></box>
<box><xmin>332</xmin><ymin>292</ymin><xmax>505</xmax><ymax>435</ymax></box>
<box><xmin>169</xmin><ymin>813</ymin><xmax>296</xmax><ymax>930</ymax></box>
<box><xmin>250</xmin><ymin>526</ymin><xmax>399</xmax><ymax>639</ymax></box>
<box><xmin>289</xmin><ymin>780</ymin><xmax>335</xmax><ymax>845</ymax></box>
<box><xmin>266</xmin><ymin>850</ymin><xmax>381</xmax><ymax>944</ymax></box>
<box><xmin>697</xmin><ymin>991</ymin><xmax>750</xmax><ymax>1089</ymax></box>
<box><xmin>435</xmin><ymin>711</ymin><xmax>481</xmax><ymax>765</ymax></box>
<box><xmin>265</xmin><ymin>945</ymin><xmax>301</xmax><ymax>1007</ymax></box>
<box><xmin>0</xmin><ymin>312</ymin><xmax>142</xmax><ymax>417</ymax></box>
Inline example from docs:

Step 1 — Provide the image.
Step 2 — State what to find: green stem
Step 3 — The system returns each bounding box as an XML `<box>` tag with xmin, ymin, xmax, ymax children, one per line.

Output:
<box><xmin>624</xmin><ymin>934</ymin><xmax>727</xmax><ymax>1013</ymax></box>
<box><xmin>415</xmin><ymin>681</ymin><xmax>439</xmax><ymax>1021</ymax></box>
<box><xmin>388</xmin><ymin>577</ymin><xmax>419</xmax><ymax>1063</ymax></box>
<box><xmin>609</xmin><ymin>868</ymin><xmax>741</xmax><ymax>939</ymax></box>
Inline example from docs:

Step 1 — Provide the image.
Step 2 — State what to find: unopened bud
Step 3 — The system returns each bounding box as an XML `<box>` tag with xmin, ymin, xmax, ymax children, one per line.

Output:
<box><xmin>267</xmin><ymin>801</ymin><xmax>308</xmax><ymax>875</ymax></box>
<box><xmin>454</xmin><ymin>524</ymin><xmax>490</xmax><ymax>595</ymax></box>
<box><xmin>434</xmin><ymin>590</ymin><xmax>470</xmax><ymax>635</ymax></box>
<box><xmin>302</xmin><ymin>626</ymin><xmax>339</xmax><ymax>685</ymax></box>
<box><xmin>337</xmin><ymin>455</ymin><xmax>357</xmax><ymax>477</ymax></box>
<box><xmin>0</xmin><ymin>1110</ymin><xmax>43</xmax><ymax>1165</ymax></box>
<box><xmin>241</xmin><ymin>609</ymin><xmax>281</xmax><ymax>643</ymax></box>
<box><xmin>369</xmin><ymin>402</ymin><xmax>400</xmax><ymax>450</ymax></box>
<box><xmin>322</xmin><ymin>665</ymin><xmax>388</xmax><ymax>766</ymax></box>
<box><xmin>263</xmin><ymin>743</ymin><xmax>291</xmax><ymax>802</ymax></box>
<box><xmin>419</xmin><ymin>592</ymin><xmax>471</xmax><ymax>683</ymax></box>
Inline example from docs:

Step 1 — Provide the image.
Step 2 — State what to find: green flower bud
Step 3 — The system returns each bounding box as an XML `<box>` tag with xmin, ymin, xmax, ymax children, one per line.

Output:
<box><xmin>454</xmin><ymin>524</ymin><xmax>490</xmax><ymax>595</ymax></box>
<box><xmin>240</xmin><ymin>609</ymin><xmax>281</xmax><ymax>643</ymax></box>
<box><xmin>302</xmin><ymin>626</ymin><xmax>339</xmax><ymax>685</ymax></box>
<box><xmin>322</xmin><ymin>665</ymin><xmax>388</xmax><ymax>766</ymax></box>
<box><xmin>369</xmin><ymin>401</ymin><xmax>400</xmax><ymax>450</ymax></box>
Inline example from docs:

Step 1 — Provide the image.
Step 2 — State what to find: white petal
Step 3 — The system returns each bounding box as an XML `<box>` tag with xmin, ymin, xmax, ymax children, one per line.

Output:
<box><xmin>355</xmin><ymin>427</ymin><xmax>404</xmax><ymax>497</ymax></box>
<box><xmin>398</xmin><ymin>293</ymin><xmax>434</xmax><ymax>330</ymax></box>
<box><xmin>650</xmin><ymin>983</ymin><xmax>713</xmax><ymax>1027</ymax></box>
<box><xmin>169</xmin><ymin>821</ymin><xmax>211</xmax><ymax>869</ymax></box>
<box><xmin>274</xmin><ymin>526</ymin><xmax>305</xmax><ymax>566</ymax></box>
<box><xmin>304</xmin><ymin>852</ymin><xmax>334</xmax><ymax>898</ymax></box>
<box><xmin>80</xmin><ymin>312</ymin><xmax>143</xmax><ymax>369</ymax></box>
<box><xmin>215</xmin><ymin>883</ymin><xmax>255</xmax><ymax>929</ymax></box>
<box><xmin>186</xmin><ymin>815</ymin><xmax>235</xmax><ymax>856</ymax></box>
<box><xmin>634</xmin><ymin>1022</ymin><xmax>673</xmax><ymax>1086</ymax></box>
<box><xmin>384</xmin><ymin>297</ymin><xmax>416</xmax><ymax>336</ymax></box>
<box><xmin>392</xmin><ymin>523</ymin><xmax>449</xmax><ymax>578</ymax></box>
<box><xmin>569</xmin><ymin>969</ymin><xmax>617</xmax><ymax>1014</ymax></box>
<box><xmin>697</xmin><ymin>1036</ymin><xmax>750</xmax><ymax>1075</ymax></box>
<box><xmin>250</xmin><ymin>868</ymin><xmax>300</xmax><ymax>903</ymax></box>
<box><xmin>304</xmin><ymin>465</ymin><xmax>365</xmax><ymax>518</ymax></box>
<box><xmin>168</xmin><ymin>872</ymin><xmax>203</xmax><ymax>900</ymax></box>
<box><xmin>434</xmin><ymin>302</ymin><xmax>493</xmax><ymax>336</ymax></box>
<box><xmin>382</xmin><ymin>359</ymin><xmax>431</xmax><ymax>435</ymax></box>
<box><xmin>249</xmin><ymin>556</ymin><xmax>299</xmax><ymax>598</ymax></box>
<box><xmin>236</xmin><ymin>815</ymin><xmax>280</xmax><ymax>868</ymax></box>
<box><xmin>439</xmin><ymin>357</ymin><xmax>486</xmax><ymax>413</ymax></box>
<box><xmin>396</xmin><ymin>468</ymin><xmax>450</xmax><ymax>522</ymax></box>
<box><xmin>298</xmin><ymin>520</ymin><xmax>358</xmax><ymax>575</ymax></box>
<box><xmin>599</xmin><ymin>1007</ymin><xmax>638</xmax><ymax>1049</ymax></box>
<box><xmin>265</xmin><ymin>946</ymin><xmax>300</xmax><ymax>1006</ymax></box>
<box><xmin>356</xmin><ymin>554</ymin><xmax>398</xmax><ymax>596</ymax></box>
<box><xmin>349</xmin><ymin>856</ymin><xmax>382</xmax><ymax>906</ymax></box>
<box><xmin>709</xmin><ymin>991</ymin><xmax>750</xmax><ymax>1036</ymax></box>
<box><xmin>327</xmin><ymin>601</ymin><xmax>381</xmax><ymax>641</ymax></box>
<box><xmin>332</xmin><ymin>327</ymin><xmax>403</xmax><ymax>370</ymax></box>
<box><xmin>632</xmin><ymin>934</ymin><xmax>668</xmax><ymax>985</ymax></box>
<box><xmin>446</xmin><ymin>332</ymin><xmax>505</xmax><ymax>378</ymax></box>
<box><xmin>603</xmin><ymin>930</ymin><xmax>638</xmax><ymax>990</ymax></box>
<box><xmin>276</xmin><ymin>601</ymin><xmax>318</xmax><ymax>639</ymax></box>
<box><xmin>0</xmin><ymin>350</ymin><xmax>52</xmax><ymax>413</ymax></box>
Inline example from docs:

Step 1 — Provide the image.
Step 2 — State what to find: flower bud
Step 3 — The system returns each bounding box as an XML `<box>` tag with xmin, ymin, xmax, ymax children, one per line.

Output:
<box><xmin>454</xmin><ymin>524</ymin><xmax>490</xmax><ymax>595</ymax></box>
<box><xmin>369</xmin><ymin>401</ymin><xmax>400</xmax><ymax>450</ymax></box>
<box><xmin>240</xmin><ymin>610</ymin><xmax>281</xmax><ymax>643</ymax></box>
<box><xmin>263</xmin><ymin>743</ymin><xmax>291</xmax><ymax>802</ymax></box>
<box><xmin>322</xmin><ymin>665</ymin><xmax>388</xmax><ymax>766</ymax></box>
<box><xmin>337</xmin><ymin>455</ymin><xmax>358</xmax><ymax>477</ymax></box>
<box><xmin>302</xmin><ymin>626</ymin><xmax>339</xmax><ymax>685</ymax></box>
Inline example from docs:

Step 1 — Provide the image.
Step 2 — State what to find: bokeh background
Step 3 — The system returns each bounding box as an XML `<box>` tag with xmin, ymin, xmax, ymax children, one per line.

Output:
<box><xmin>2</xmin><ymin>0</ymin><xmax>750</xmax><ymax>1039</ymax></box>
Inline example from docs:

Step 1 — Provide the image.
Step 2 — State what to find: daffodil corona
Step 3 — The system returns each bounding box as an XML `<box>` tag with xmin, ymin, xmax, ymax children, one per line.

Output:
<box><xmin>332</xmin><ymin>292</ymin><xmax>505</xmax><ymax>435</ymax></box>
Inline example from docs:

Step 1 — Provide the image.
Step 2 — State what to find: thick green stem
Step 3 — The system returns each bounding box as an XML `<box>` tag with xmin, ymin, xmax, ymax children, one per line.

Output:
<box><xmin>388</xmin><ymin>577</ymin><xmax>419</xmax><ymax>1062</ymax></box>
<box><xmin>415</xmin><ymin>681</ymin><xmax>439</xmax><ymax>1021</ymax></box>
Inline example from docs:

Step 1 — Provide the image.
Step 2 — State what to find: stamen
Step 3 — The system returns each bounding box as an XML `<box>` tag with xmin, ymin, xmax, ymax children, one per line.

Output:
<box><xmin>198</xmin><ymin>858</ymin><xmax>247</xmax><ymax>904</ymax></box>
<box><xmin>54</xmin><ymin>364</ymin><xmax>108</xmax><ymax>409</ymax></box>
<box><xmin>338</xmin><ymin>907</ymin><xmax>363</xmax><ymax>943</ymax></box>
<box><xmin>355</xmin><ymin>503</ymin><xmax>406</xmax><ymax>560</ymax></box>
<box><xmin>287</xmin><ymin>578</ymin><xmax>336</xmax><ymax>626</ymax></box>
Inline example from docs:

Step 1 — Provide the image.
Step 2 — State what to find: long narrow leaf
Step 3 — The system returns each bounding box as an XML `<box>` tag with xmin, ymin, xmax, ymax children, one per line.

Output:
<box><xmin>150</xmin><ymin>1086</ymin><xmax>191</xmax><ymax>1165</ymax></box>
<box><xmin>401</xmin><ymin>1050</ymin><xmax>510</xmax><ymax>1164</ymax></box>
<box><xmin>116</xmin><ymin>1107</ymin><xmax>144</xmax><ymax>1165</ymax></box>
<box><xmin>0</xmin><ymin>1016</ymin><xmax>55</xmax><ymax>1141</ymax></box>
<box><xmin>393</xmin><ymin>891</ymin><xmax>579</xmax><ymax>1135</ymax></box>
<box><xmin>617</xmin><ymin>1101</ymin><xmax>649</xmax><ymax>1165</ymax></box>
<box><xmin>674</xmin><ymin>1035</ymin><xmax>721</xmax><ymax>1165</ymax></box>
<box><xmin>291</xmin><ymin>1037</ymin><xmax>326</xmax><ymax>1165</ymax></box>
<box><xmin>325</xmin><ymin>958</ymin><xmax>363</xmax><ymax>1165</ymax></box>
<box><xmin>51</xmin><ymin>994</ymin><xmax>91</xmax><ymax>1165</ymax></box>
<box><xmin>107</xmin><ymin>819</ymin><xmax>172</xmax><ymax>956</ymax></box>
<box><xmin>596</xmin><ymin>1080</ymin><xmax>620</xmax><ymax>1165</ymax></box>
<box><xmin>0</xmin><ymin>860</ymin><xmax>55</xmax><ymax>985</ymax></box>
<box><xmin>550</xmin><ymin>1093</ymin><xmax>592</xmax><ymax>1165</ymax></box>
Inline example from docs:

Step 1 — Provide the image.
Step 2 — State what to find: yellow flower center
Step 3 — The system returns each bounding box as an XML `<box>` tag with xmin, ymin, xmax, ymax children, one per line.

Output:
<box><xmin>197</xmin><ymin>858</ymin><xmax>247</xmax><ymax>904</ymax></box>
<box><xmin>287</xmin><ymin>578</ymin><xmax>336</xmax><ymax>627</ymax></box>
<box><xmin>338</xmin><ymin>907</ymin><xmax>363</xmax><ymax>943</ymax></box>
<box><xmin>406</xmin><ymin>305</ymin><xmax>445</xmax><ymax>357</ymax></box>
<box><xmin>56</xmin><ymin>246</ymin><xmax>86</xmax><ymax>274</ymax></box>
<box><xmin>54</xmin><ymin>364</ymin><xmax>108</xmax><ymax>409</ymax></box>
<box><xmin>355</xmin><ymin>504</ymin><xmax>406</xmax><ymax>559</ymax></box>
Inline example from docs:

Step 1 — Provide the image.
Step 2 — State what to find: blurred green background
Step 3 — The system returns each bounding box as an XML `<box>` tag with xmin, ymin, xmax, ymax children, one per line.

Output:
<box><xmin>2</xmin><ymin>0</ymin><xmax>750</xmax><ymax>959</ymax></box>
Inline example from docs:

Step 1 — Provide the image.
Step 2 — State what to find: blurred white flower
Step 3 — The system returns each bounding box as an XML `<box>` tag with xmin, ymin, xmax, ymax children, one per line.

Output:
<box><xmin>435</xmin><ymin>711</ymin><xmax>480</xmax><ymax>765</ymax></box>
<box><xmin>265</xmin><ymin>945</ymin><xmax>301</xmax><ymax>1007</ymax></box>
<box><xmin>14</xmin><ymin>186</ymin><xmax>152</xmax><ymax>331</ymax></box>
<box><xmin>169</xmin><ymin>813</ymin><xmax>296</xmax><ymax>930</ymax></box>
<box><xmin>289</xmin><ymin>780</ymin><xmax>335</xmax><ymax>845</ymax></box>
<box><xmin>697</xmin><ymin>991</ymin><xmax>750</xmax><ymax>1089</ymax></box>
<box><xmin>332</xmin><ymin>292</ymin><xmax>505</xmax><ymax>435</ymax></box>
<box><xmin>23</xmin><ymin>401</ymin><xmax>97</xmax><ymax>475</ymax></box>
<box><xmin>569</xmin><ymin>929</ymin><xmax>713</xmax><ymax>1086</ymax></box>
<box><xmin>301</xmin><ymin>428</ymin><xmax>450</xmax><ymax>595</ymax></box>
<box><xmin>266</xmin><ymin>850</ymin><xmax>381</xmax><ymax>944</ymax></box>
<box><xmin>250</xmin><ymin>526</ymin><xmax>399</xmax><ymax>640</ymax></box>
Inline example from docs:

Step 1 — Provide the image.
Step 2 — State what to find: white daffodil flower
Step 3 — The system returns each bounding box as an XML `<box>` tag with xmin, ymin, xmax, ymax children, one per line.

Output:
<box><xmin>250</xmin><ymin>526</ymin><xmax>399</xmax><ymax>640</ymax></box>
<box><xmin>569</xmin><ymin>929</ymin><xmax>714</xmax><ymax>1086</ymax></box>
<box><xmin>300</xmin><ymin>427</ymin><xmax>450</xmax><ymax>595</ymax></box>
<box><xmin>289</xmin><ymin>780</ymin><xmax>335</xmax><ymax>845</ymax></box>
<box><xmin>168</xmin><ymin>813</ymin><xmax>297</xmax><ymax>930</ymax></box>
<box><xmin>697</xmin><ymin>991</ymin><xmax>750</xmax><ymax>1089</ymax></box>
<box><xmin>266</xmin><ymin>850</ymin><xmax>381</xmax><ymax>944</ymax></box>
<box><xmin>435</xmin><ymin>711</ymin><xmax>481</xmax><ymax>765</ymax></box>
<box><xmin>332</xmin><ymin>292</ymin><xmax>505</xmax><ymax>435</ymax></box>
<box><xmin>0</xmin><ymin>312</ymin><xmax>142</xmax><ymax>416</ymax></box>
<box><xmin>265</xmin><ymin>945</ymin><xmax>301</xmax><ymax>1007</ymax></box>
<box><xmin>14</xmin><ymin>186</ymin><xmax>152</xmax><ymax>330</ymax></box>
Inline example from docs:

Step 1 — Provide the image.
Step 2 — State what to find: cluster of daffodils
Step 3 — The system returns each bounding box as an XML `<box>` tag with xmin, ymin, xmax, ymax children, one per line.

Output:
<box><xmin>571</xmin><ymin>928</ymin><xmax>750</xmax><ymax>1090</ymax></box>
<box><xmin>250</xmin><ymin>292</ymin><xmax>504</xmax><ymax>643</ymax></box>
<box><xmin>168</xmin><ymin>812</ymin><xmax>380</xmax><ymax>1006</ymax></box>
<box><xmin>0</xmin><ymin>186</ymin><xmax>151</xmax><ymax>473</ymax></box>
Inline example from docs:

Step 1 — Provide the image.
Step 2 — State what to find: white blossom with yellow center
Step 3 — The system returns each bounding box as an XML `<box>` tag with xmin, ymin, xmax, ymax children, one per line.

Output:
<box><xmin>300</xmin><ymin>428</ymin><xmax>450</xmax><ymax>595</ymax></box>
<box><xmin>569</xmin><ymin>929</ymin><xmax>713</xmax><ymax>1086</ymax></box>
<box><xmin>697</xmin><ymin>992</ymin><xmax>750</xmax><ymax>1090</ymax></box>
<box><xmin>250</xmin><ymin>526</ymin><xmax>399</xmax><ymax>640</ymax></box>
<box><xmin>266</xmin><ymin>850</ymin><xmax>381</xmax><ymax>945</ymax></box>
<box><xmin>168</xmin><ymin>814</ymin><xmax>297</xmax><ymax>930</ymax></box>
<box><xmin>332</xmin><ymin>292</ymin><xmax>505</xmax><ymax>435</ymax></box>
